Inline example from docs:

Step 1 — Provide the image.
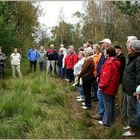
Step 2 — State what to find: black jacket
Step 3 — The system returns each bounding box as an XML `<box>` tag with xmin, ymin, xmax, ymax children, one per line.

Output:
<box><xmin>122</xmin><ymin>54</ymin><xmax>140</xmax><ymax>96</ymax></box>
<box><xmin>116</xmin><ymin>53</ymin><xmax>126</xmax><ymax>83</ymax></box>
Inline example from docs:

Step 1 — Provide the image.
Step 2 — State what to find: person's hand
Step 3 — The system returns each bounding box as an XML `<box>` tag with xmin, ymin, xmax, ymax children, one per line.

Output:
<box><xmin>96</xmin><ymin>77</ymin><xmax>99</xmax><ymax>83</ymax></box>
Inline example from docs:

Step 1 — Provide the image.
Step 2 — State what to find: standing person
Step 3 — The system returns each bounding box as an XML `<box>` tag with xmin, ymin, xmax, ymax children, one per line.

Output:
<box><xmin>60</xmin><ymin>44</ymin><xmax>67</xmax><ymax>78</ymax></box>
<box><xmin>92</xmin><ymin>38</ymin><xmax>111</xmax><ymax>120</ymax></box>
<box><xmin>122</xmin><ymin>40</ymin><xmax>140</xmax><ymax>137</ymax></box>
<box><xmin>73</xmin><ymin>50</ymin><xmax>86</xmax><ymax>101</ymax></box>
<box><xmin>121</xmin><ymin>36</ymin><xmax>137</xmax><ymax>121</ymax></box>
<box><xmin>114</xmin><ymin>45</ymin><xmax>126</xmax><ymax>109</ymax></box>
<box><xmin>65</xmin><ymin>45</ymin><xmax>78</xmax><ymax>83</ymax></box>
<box><xmin>27</xmin><ymin>45</ymin><xmax>39</xmax><ymax>72</ymax></box>
<box><xmin>10</xmin><ymin>48</ymin><xmax>22</xmax><ymax>78</ymax></box>
<box><xmin>0</xmin><ymin>47</ymin><xmax>6</xmax><ymax>79</ymax></box>
<box><xmin>38</xmin><ymin>46</ymin><xmax>47</xmax><ymax>71</ymax></box>
<box><xmin>46</xmin><ymin>44</ymin><xmax>58</xmax><ymax>75</ymax></box>
<box><xmin>57</xmin><ymin>48</ymin><xmax>64</xmax><ymax>79</ymax></box>
<box><xmin>79</xmin><ymin>48</ymin><xmax>94</xmax><ymax>109</ymax></box>
<box><xmin>92</xmin><ymin>44</ymin><xmax>102</xmax><ymax>101</ymax></box>
<box><xmin>98</xmin><ymin>47</ymin><xmax>121</xmax><ymax>127</ymax></box>
<box><xmin>114</xmin><ymin>45</ymin><xmax>126</xmax><ymax>83</ymax></box>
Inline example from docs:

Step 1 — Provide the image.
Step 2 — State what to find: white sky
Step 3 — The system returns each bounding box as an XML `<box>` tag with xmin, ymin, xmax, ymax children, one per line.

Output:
<box><xmin>38</xmin><ymin>1</ymin><xmax>84</xmax><ymax>28</ymax></box>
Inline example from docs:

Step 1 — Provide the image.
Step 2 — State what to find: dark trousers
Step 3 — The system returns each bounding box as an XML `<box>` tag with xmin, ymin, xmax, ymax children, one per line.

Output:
<box><xmin>91</xmin><ymin>77</ymin><xmax>98</xmax><ymax>98</ymax></box>
<box><xmin>39</xmin><ymin>61</ymin><xmax>46</xmax><ymax>71</ymax></box>
<box><xmin>0</xmin><ymin>65</ymin><xmax>5</xmax><ymax>78</ymax></box>
<box><xmin>67</xmin><ymin>69</ymin><xmax>74</xmax><ymax>83</ymax></box>
<box><xmin>82</xmin><ymin>76</ymin><xmax>93</xmax><ymax>107</ymax></box>
<box><xmin>127</xmin><ymin>94</ymin><xmax>138</xmax><ymax>128</ymax></box>
<box><xmin>30</xmin><ymin>61</ymin><xmax>37</xmax><ymax>72</ymax></box>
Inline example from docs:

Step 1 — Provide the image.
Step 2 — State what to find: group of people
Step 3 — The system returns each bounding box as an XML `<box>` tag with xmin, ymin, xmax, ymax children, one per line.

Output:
<box><xmin>62</xmin><ymin>37</ymin><xmax>140</xmax><ymax>137</ymax></box>
<box><xmin>0</xmin><ymin>36</ymin><xmax>140</xmax><ymax>137</ymax></box>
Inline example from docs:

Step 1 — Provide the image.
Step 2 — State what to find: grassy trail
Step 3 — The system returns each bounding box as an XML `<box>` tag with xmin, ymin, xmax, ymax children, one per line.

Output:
<box><xmin>0</xmin><ymin>73</ymin><xmax>139</xmax><ymax>139</ymax></box>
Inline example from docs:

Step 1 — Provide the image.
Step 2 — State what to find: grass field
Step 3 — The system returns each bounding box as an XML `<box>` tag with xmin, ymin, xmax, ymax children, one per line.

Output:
<box><xmin>0</xmin><ymin>61</ymin><xmax>139</xmax><ymax>138</ymax></box>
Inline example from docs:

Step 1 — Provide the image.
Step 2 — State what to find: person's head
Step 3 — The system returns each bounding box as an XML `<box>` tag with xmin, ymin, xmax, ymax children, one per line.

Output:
<box><xmin>83</xmin><ymin>43</ymin><xmax>87</xmax><ymax>49</ymax></box>
<box><xmin>60</xmin><ymin>44</ymin><xmax>64</xmax><ymax>48</ymax></box>
<box><xmin>59</xmin><ymin>48</ymin><xmax>63</xmax><ymax>54</ymax></box>
<box><xmin>14</xmin><ymin>48</ymin><xmax>18</xmax><ymax>54</ymax></box>
<box><xmin>106</xmin><ymin>47</ymin><xmax>116</xmax><ymax>58</ymax></box>
<box><xmin>136</xmin><ymin>85</ymin><xmax>140</xmax><ymax>94</ymax></box>
<box><xmin>126</xmin><ymin>36</ymin><xmax>137</xmax><ymax>49</ymax></box>
<box><xmin>50</xmin><ymin>44</ymin><xmax>54</xmax><ymax>49</ymax></box>
<box><xmin>86</xmin><ymin>40</ymin><xmax>93</xmax><ymax>47</ymax></box>
<box><xmin>128</xmin><ymin>40</ymin><xmax>140</xmax><ymax>56</ymax></box>
<box><xmin>84</xmin><ymin>48</ymin><xmax>93</xmax><ymax>57</ymax></box>
<box><xmin>114</xmin><ymin>45</ymin><xmax>122</xmax><ymax>55</ymax></box>
<box><xmin>78</xmin><ymin>50</ymin><xmax>85</xmax><ymax>59</ymax></box>
<box><xmin>40</xmin><ymin>46</ymin><xmax>44</xmax><ymax>51</ymax></box>
<box><xmin>69</xmin><ymin>45</ymin><xmax>74</xmax><ymax>53</ymax></box>
<box><xmin>93</xmin><ymin>44</ymin><xmax>101</xmax><ymax>54</ymax></box>
<box><xmin>99</xmin><ymin>38</ymin><xmax>111</xmax><ymax>50</ymax></box>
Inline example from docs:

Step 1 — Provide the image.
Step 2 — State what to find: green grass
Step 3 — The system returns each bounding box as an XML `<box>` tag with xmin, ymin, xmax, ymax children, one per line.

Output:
<box><xmin>0</xmin><ymin>69</ymin><xmax>139</xmax><ymax>138</ymax></box>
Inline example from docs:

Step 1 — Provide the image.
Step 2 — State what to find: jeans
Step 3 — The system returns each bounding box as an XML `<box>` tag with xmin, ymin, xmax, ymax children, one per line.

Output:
<box><xmin>58</xmin><ymin>66</ymin><xmax>63</xmax><ymax>78</ymax></box>
<box><xmin>78</xmin><ymin>85</ymin><xmax>84</xmax><ymax>98</ymax></box>
<box><xmin>97</xmin><ymin>87</ymin><xmax>104</xmax><ymax>119</ymax></box>
<box><xmin>91</xmin><ymin>77</ymin><xmax>98</xmax><ymax>98</ymax></box>
<box><xmin>126</xmin><ymin>94</ymin><xmax>138</xmax><ymax>128</ymax></box>
<box><xmin>102</xmin><ymin>94</ymin><xmax>115</xmax><ymax>126</ymax></box>
<box><xmin>39</xmin><ymin>61</ymin><xmax>46</xmax><ymax>71</ymax></box>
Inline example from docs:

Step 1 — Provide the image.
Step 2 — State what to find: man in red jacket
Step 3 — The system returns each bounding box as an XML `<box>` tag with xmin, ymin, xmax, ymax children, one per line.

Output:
<box><xmin>98</xmin><ymin>47</ymin><xmax>121</xmax><ymax>127</ymax></box>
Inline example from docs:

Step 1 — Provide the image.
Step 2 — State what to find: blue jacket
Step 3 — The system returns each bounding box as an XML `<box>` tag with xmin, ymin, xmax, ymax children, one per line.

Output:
<box><xmin>27</xmin><ymin>49</ymin><xmax>39</xmax><ymax>61</ymax></box>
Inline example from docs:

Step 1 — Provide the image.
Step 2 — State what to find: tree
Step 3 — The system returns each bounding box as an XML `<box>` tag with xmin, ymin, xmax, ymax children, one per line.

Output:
<box><xmin>0</xmin><ymin>1</ymin><xmax>39</xmax><ymax>56</ymax></box>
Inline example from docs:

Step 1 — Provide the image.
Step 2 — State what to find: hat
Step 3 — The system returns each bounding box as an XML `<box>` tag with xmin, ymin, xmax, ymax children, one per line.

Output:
<box><xmin>130</xmin><ymin>40</ymin><xmax>140</xmax><ymax>52</ymax></box>
<box><xmin>127</xmin><ymin>36</ymin><xmax>137</xmax><ymax>43</ymax></box>
<box><xmin>114</xmin><ymin>45</ymin><xmax>122</xmax><ymax>50</ymax></box>
<box><xmin>99</xmin><ymin>38</ymin><xmax>111</xmax><ymax>45</ymax></box>
<box><xmin>136</xmin><ymin>85</ymin><xmax>140</xmax><ymax>94</ymax></box>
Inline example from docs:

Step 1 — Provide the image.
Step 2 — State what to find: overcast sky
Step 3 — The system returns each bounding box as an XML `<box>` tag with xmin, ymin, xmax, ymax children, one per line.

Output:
<box><xmin>38</xmin><ymin>1</ymin><xmax>84</xmax><ymax>29</ymax></box>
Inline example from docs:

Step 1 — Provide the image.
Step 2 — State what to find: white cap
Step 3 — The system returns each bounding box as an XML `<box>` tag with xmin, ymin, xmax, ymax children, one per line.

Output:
<box><xmin>99</xmin><ymin>38</ymin><xmax>111</xmax><ymax>45</ymax></box>
<box><xmin>136</xmin><ymin>85</ymin><xmax>140</xmax><ymax>94</ymax></box>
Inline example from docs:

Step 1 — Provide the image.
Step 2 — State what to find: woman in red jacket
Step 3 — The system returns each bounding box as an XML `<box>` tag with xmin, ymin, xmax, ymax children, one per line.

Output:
<box><xmin>98</xmin><ymin>47</ymin><xmax>121</xmax><ymax>127</ymax></box>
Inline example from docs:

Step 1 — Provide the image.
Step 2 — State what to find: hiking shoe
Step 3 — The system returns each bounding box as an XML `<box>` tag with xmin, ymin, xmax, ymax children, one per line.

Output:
<box><xmin>123</xmin><ymin>126</ymin><xmax>130</xmax><ymax>130</ymax></box>
<box><xmin>122</xmin><ymin>130</ymin><xmax>135</xmax><ymax>137</ymax></box>
<box><xmin>82</xmin><ymin>105</ymin><xmax>91</xmax><ymax>110</ymax></box>
<box><xmin>76</xmin><ymin>96</ymin><xmax>81</xmax><ymax>99</ymax></box>
<box><xmin>82</xmin><ymin>102</ymin><xmax>85</xmax><ymax>106</ymax></box>
<box><xmin>76</xmin><ymin>98</ymin><xmax>85</xmax><ymax>102</ymax></box>
<box><xmin>98</xmin><ymin>121</ymin><xmax>103</xmax><ymax>125</ymax></box>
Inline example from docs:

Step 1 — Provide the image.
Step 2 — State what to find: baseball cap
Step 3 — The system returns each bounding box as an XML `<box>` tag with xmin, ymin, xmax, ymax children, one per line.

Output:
<box><xmin>99</xmin><ymin>38</ymin><xmax>111</xmax><ymax>45</ymax></box>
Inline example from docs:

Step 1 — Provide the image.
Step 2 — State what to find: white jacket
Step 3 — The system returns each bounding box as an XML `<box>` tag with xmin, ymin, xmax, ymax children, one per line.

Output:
<box><xmin>10</xmin><ymin>53</ymin><xmax>21</xmax><ymax>65</ymax></box>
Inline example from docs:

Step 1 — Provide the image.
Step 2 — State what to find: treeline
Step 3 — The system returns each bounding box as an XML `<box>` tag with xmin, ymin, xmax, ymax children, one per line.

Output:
<box><xmin>0</xmin><ymin>1</ymin><xmax>39</xmax><ymax>56</ymax></box>
<box><xmin>47</xmin><ymin>1</ymin><xmax>140</xmax><ymax>50</ymax></box>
